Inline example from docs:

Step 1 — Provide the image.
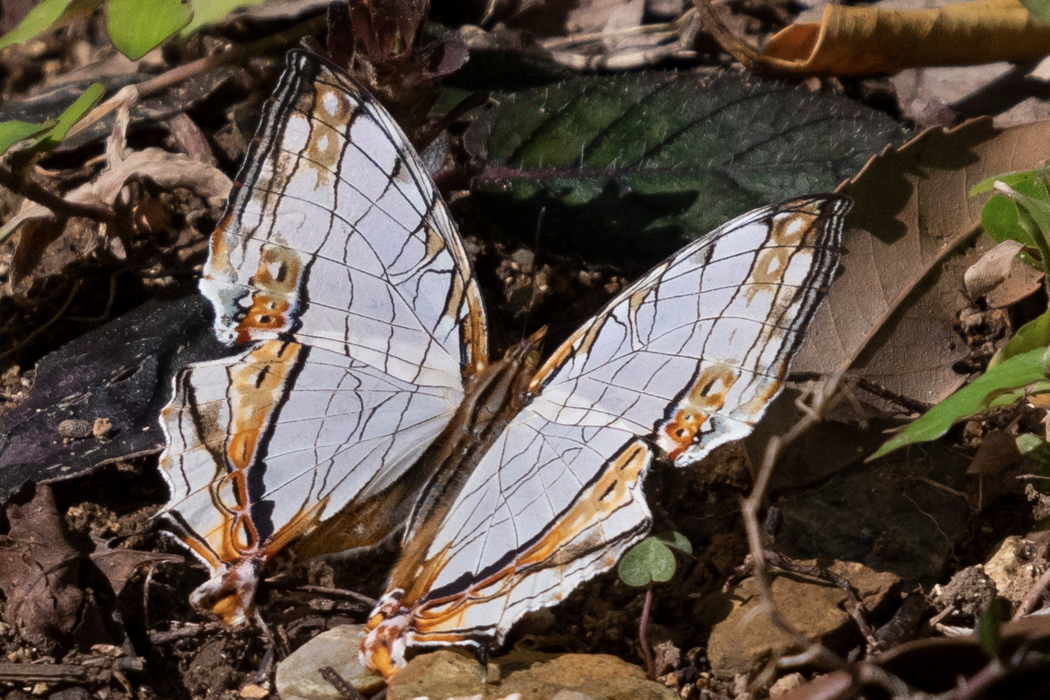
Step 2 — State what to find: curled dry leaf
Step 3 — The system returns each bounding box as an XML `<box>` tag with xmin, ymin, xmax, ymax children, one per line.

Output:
<box><xmin>736</xmin><ymin>0</ymin><xmax>1050</xmax><ymax>76</ymax></box>
<box><xmin>963</xmin><ymin>239</ymin><xmax>1042</xmax><ymax>305</ymax></box>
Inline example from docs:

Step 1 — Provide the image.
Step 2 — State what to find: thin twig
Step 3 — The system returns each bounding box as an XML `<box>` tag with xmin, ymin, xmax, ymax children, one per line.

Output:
<box><xmin>149</xmin><ymin>621</ymin><xmax>224</xmax><ymax>644</ymax></box>
<box><xmin>67</xmin><ymin>271</ymin><xmax>120</xmax><ymax>323</ymax></box>
<box><xmin>269</xmin><ymin>583</ymin><xmax>378</xmax><ymax>608</ymax></box>
<box><xmin>65</xmin><ymin>14</ymin><xmax>328</xmax><ymax>143</ymax></box>
<box><xmin>1013</xmin><ymin>561</ymin><xmax>1050</xmax><ymax>618</ymax></box>
<box><xmin>320</xmin><ymin>666</ymin><xmax>365</xmax><ymax>700</ymax></box>
<box><xmin>760</xmin><ymin>550</ymin><xmax>877</xmax><ymax>646</ymax></box>
<box><xmin>740</xmin><ymin>377</ymin><xmax>842</xmax><ymax>648</ymax></box>
<box><xmin>0</xmin><ymin>162</ymin><xmax>114</xmax><ymax>224</ymax></box>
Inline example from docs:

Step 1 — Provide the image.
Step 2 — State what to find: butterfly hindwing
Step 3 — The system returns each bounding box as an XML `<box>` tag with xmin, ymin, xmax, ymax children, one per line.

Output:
<box><xmin>158</xmin><ymin>51</ymin><xmax>487</xmax><ymax>623</ymax></box>
<box><xmin>361</xmin><ymin>195</ymin><xmax>849</xmax><ymax>672</ymax></box>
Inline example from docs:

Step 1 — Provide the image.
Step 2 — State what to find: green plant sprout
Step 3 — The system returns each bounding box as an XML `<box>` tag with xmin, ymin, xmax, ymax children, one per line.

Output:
<box><xmin>872</xmin><ymin>166</ymin><xmax>1050</xmax><ymax>460</ymax></box>
<box><xmin>618</xmin><ymin>531</ymin><xmax>692</xmax><ymax>679</ymax></box>
<box><xmin>0</xmin><ymin>0</ymin><xmax>268</xmax><ymax>59</ymax></box>
<box><xmin>0</xmin><ymin>83</ymin><xmax>104</xmax><ymax>157</ymax></box>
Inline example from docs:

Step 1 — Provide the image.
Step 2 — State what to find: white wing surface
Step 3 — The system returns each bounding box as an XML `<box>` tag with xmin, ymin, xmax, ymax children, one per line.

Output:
<box><xmin>158</xmin><ymin>51</ymin><xmax>487</xmax><ymax>624</ymax></box>
<box><xmin>362</xmin><ymin>195</ymin><xmax>849</xmax><ymax>673</ymax></box>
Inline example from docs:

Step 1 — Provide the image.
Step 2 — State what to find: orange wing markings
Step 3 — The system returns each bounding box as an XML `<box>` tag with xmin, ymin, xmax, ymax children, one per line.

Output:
<box><xmin>301</xmin><ymin>80</ymin><xmax>355</xmax><ymax>185</ymax></box>
<box><xmin>655</xmin><ymin>363</ymin><xmax>740</xmax><ymax>461</ymax></box>
<box><xmin>745</xmin><ymin>211</ymin><xmax>816</xmax><ymax>304</ymax></box>
<box><xmin>208</xmin><ymin>340</ymin><xmax>303</xmax><ymax>561</ymax></box>
<box><xmin>233</xmin><ymin>243</ymin><xmax>305</xmax><ymax>343</ymax></box>
<box><xmin>361</xmin><ymin>439</ymin><xmax>652</xmax><ymax>671</ymax></box>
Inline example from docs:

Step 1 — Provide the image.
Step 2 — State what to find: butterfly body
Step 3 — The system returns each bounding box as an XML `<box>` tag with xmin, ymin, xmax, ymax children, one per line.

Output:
<box><xmin>157</xmin><ymin>50</ymin><xmax>850</xmax><ymax>670</ymax></box>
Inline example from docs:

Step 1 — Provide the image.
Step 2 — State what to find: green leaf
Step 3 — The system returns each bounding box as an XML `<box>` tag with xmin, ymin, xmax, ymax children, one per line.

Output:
<box><xmin>1021</xmin><ymin>0</ymin><xmax>1050</xmax><ymax>25</ymax></box>
<box><xmin>0</xmin><ymin>119</ymin><xmax>56</xmax><ymax>156</ymax></box>
<box><xmin>970</xmin><ymin>168</ymin><xmax>1049</xmax><ymax>196</ymax></box>
<box><xmin>981</xmin><ymin>195</ymin><xmax>1039</xmax><ymax>249</ymax></box>
<box><xmin>466</xmin><ymin>73</ymin><xmax>908</xmax><ymax>266</ymax></box>
<box><xmin>618</xmin><ymin>538</ymin><xmax>676</xmax><ymax>587</ymax></box>
<box><xmin>654</xmin><ymin>531</ymin><xmax>693</xmax><ymax>556</ymax></box>
<box><xmin>182</xmin><ymin>0</ymin><xmax>267</xmax><ymax>36</ymax></box>
<box><xmin>990</xmin><ymin>310</ymin><xmax>1050</xmax><ymax>369</ymax></box>
<box><xmin>0</xmin><ymin>0</ymin><xmax>76</xmax><ymax>50</ymax></box>
<box><xmin>870</xmin><ymin>347</ymin><xmax>1050</xmax><ymax>460</ymax></box>
<box><xmin>1017</xmin><ymin>433</ymin><xmax>1046</xmax><ymax>454</ymax></box>
<box><xmin>107</xmin><ymin>0</ymin><xmax>191</xmax><ymax>60</ymax></box>
<box><xmin>34</xmin><ymin>83</ymin><xmax>104</xmax><ymax>150</ymax></box>
<box><xmin>978</xmin><ymin>598</ymin><xmax>1009</xmax><ymax>659</ymax></box>
<box><xmin>0</xmin><ymin>84</ymin><xmax>104</xmax><ymax>156</ymax></box>
<box><xmin>984</xmin><ymin>179</ymin><xmax>1050</xmax><ymax>271</ymax></box>
<box><xmin>1017</xmin><ymin>432</ymin><xmax>1050</xmax><ymax>475</ymax></box>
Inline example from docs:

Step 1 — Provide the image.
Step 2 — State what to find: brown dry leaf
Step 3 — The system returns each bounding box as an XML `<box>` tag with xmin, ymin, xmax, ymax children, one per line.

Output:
<box><xmin>706</xmin><ymin>0</ymin><xmax>1050</xmax><ymax>76</ymax></box>
<box><xmin>967</xmin><ymin>429</ymin><xmax>1022</xmax><ymax>474</ymax></box>
<box><xmin>0</xmin><ymin>484</ymin><xmax>109</xmax><ymax>650</ymax></box>
<box><xmin>793</xmin><ymin>117</ymin><xmax>1050</xmax><ymax>412</ymax></box>
<box><xmin>759</xmin><ymin>118</ymin><xmax>1050</xmax><ymax>490</ymax></box>
<box><xmin>88</xmin><ymin>540</ymin><xmax>185</xmax><ymax>599</ymax></box>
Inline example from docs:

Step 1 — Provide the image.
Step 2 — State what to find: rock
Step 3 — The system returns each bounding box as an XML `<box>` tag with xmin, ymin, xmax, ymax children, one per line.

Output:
<box><xmin>932</xmin><ymin>566</ymin><xmax>997</xmax><ymax>620</ymax></box>
<box><xmin>699</xmin><ymin>561</ymin><xmax>901</xmax><ymax>676</ymax></box>
<box><xmin>497</xmin><ymin>652</ymin><xmax>675</xmax><ymax>700</ymax></box>
<box><xmin>768</xmin><ymin>672</ymin><xmax>804</xmax><ymax>696</ymax></box>
<box><xmin>387</xmin><ymin>648</ymin><xmax>675</xmax><ymax>700</ymax></box>
<box><xmin>983</xmin><ymin>536</ymin><xmax>1041</xmax><ymax>606</ymax></box>
<box><xmin>48</xmin><ymin>689</ymin><xmax>91</xmax><ymax>700</ymax></box>
<box><xmin>552</xmin><ymin>691</ymin><xmax>597</xmax><ymax>700</ymax></box>
<box><xmin>275</xmin><ymin>624</ymin><xmax>384</xmax><ymax>700</ymax></box>
<box><xmin>386</xmin><ymin>649</ymin><xmax>486</xmax><ymax>700</ymax></box>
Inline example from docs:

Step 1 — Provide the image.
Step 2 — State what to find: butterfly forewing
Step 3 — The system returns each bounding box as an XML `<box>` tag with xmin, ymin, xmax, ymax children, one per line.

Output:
<box><xmin>361</xmin><ymin>195</ymin><xmax>849</xmax><ymax>671</ymax></box>
<box><xmin>158</xmin><ymin>51</ymin><xmax>488</xmax><ymax>624</ymax></box>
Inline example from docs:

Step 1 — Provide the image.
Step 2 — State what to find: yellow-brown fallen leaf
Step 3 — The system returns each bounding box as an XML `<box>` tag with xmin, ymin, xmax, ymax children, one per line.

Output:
<box><xmin>701</xmin><ymin>0</ymin><xmax>1050</xmax><ymax>76</ymax></box>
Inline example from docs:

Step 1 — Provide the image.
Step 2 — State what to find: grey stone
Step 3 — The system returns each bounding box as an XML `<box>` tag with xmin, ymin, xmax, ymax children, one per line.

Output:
<box><xmin>275</xmin><ymin>624</ymin><xmax>384</xmax><ymax>700</ymax></box>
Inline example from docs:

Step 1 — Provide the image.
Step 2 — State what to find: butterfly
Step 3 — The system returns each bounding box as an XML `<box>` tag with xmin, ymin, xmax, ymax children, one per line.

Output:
<box><xmin>156</xmin><ymin>50</ymin><xmax>850</xmax><ymax>673</ymax></box>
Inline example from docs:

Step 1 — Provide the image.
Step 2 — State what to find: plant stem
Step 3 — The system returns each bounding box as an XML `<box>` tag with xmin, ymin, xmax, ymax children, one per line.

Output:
<box><xmin>639</xmin><ymin>583</ymin><xmax>655</xmax><ymax>679</ymax></box>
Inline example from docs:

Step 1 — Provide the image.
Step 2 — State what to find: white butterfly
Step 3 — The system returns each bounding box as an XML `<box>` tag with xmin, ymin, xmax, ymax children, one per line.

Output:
<box><xmin>157</xmin><ymin>50</ymin><xmax>849</xmax><ymax>672</ymax></box>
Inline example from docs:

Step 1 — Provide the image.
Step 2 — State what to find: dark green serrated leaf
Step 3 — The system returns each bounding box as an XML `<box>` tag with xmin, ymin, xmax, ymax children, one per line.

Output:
<box><xmin>618</xmin><ymin>538</ymin><xmax>675</xmax><ymax>587</ymax></box>
<box><xmin>465</xmin><ymin>73</ymin><xmax>908</xmax><ymax>267</ymax></box>
<box><xmin>107</xmin><ymin>0</ymin><xmax>191</xmax><ymax>60</ymax></box>
<box><xmin>871</xmin><ymin>347</ymin><xmax>1050</xmax><ymax>460</ymax></box>
<box><xmin>654</xmin><ymin>531</ymin><xmax>692</xmax><ymax>556</ymax></box>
